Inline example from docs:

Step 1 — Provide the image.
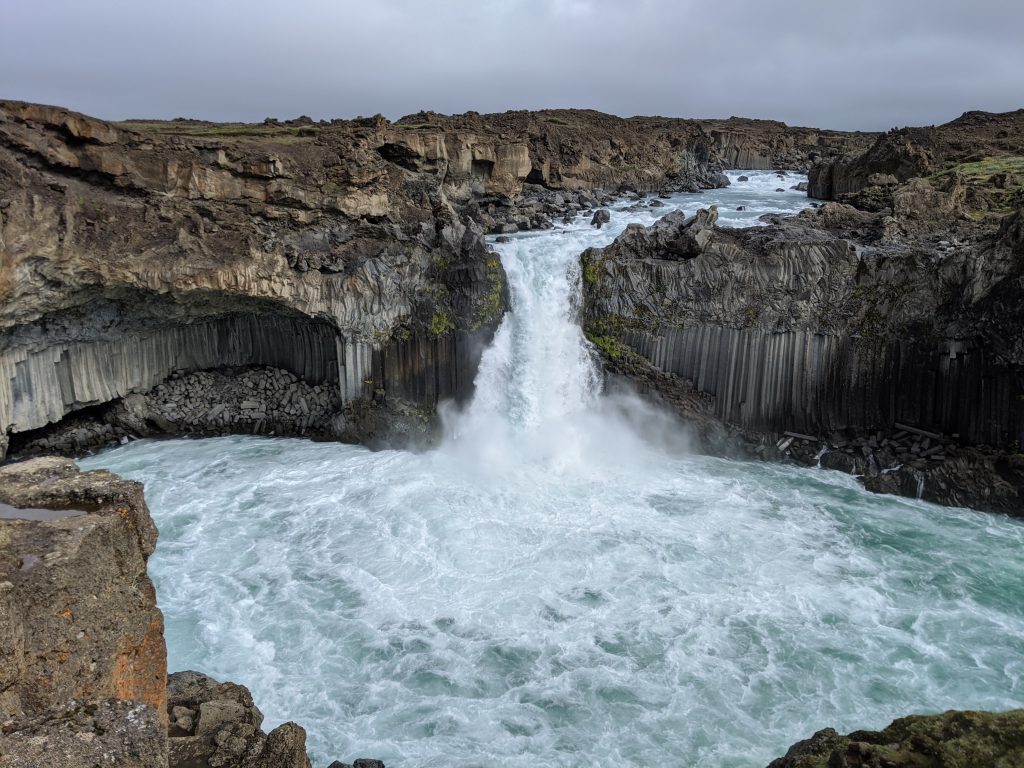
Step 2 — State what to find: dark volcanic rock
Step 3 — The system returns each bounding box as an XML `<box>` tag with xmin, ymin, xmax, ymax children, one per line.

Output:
<box><xmin>698</xmin><ymin>117</ymin><xmax>875</xmax><ymax>172</ymax></box>
<box><xmin>582</xmin><ymin>188</ymin><xmax>1024</xmax><ymax>513</ymax></box>
<box><xmin>590</xmin><ymin>208</ymin><xmax>611</xmax><ymax>228</ymax></box>
<box><xmin>167</xmin><ymin>671</ymin><xmax>312</xmax><ymax>768</ymax></box>
<box><xmin>0</xmin><ymin>100</ymin><xmax>760</xmax><ymax>459</ymax></box>
<box><xmin>809</xmin><ymin>108</ymin><xmax>1024</xmax><ymax>206</ymax></box>
<box><xmin>766</xmin><ymin>709</ymin><xmax>1024</xmax><ymax>768</ymax></box>
<box><xmin>864</xmin><ymin>449</ymin><xmax>1024</xmax><ymax>515</ymax></box>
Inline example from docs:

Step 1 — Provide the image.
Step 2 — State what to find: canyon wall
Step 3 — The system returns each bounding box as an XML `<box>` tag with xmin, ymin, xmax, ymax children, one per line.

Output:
<box><xmin>808</xmin><ymin>108</ymin><xmax>1024</xmax><ymax>202</ymax></box>
<box><xmin>698</xmin><ymin>117</ymin><xmax>875</xmax><ymax>171</ymax></box>
<box><xmin>0</xmin><ymin>101</ymin><xmax>514</xmax><ymax>457</ymax></box>
<box><xmin>0</xmin><ymin>101</ymin><xmax>878</xmax><ymax>458</ymax></box>
<box><xmin>583</xmin><ymin>166</ymin><xmax>1024</xmax><ymax>512</ymax></box>
<box><xmin>5</xmin><ymin>101</ymin><xmax>815</xmax><ymax>457</ymax></box>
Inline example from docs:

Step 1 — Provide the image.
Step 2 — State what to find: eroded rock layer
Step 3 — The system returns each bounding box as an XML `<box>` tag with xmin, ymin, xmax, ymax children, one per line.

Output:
<box><xmin>0</xmin><ymin>100</ymin><xmax>521</xmax><ymax>456</ymax></box>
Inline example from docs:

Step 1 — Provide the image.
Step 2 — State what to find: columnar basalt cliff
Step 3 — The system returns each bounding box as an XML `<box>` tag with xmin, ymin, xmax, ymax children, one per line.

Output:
<box><xmin>583</xmin><ymin>109</ymin><xmax>1024</xmax><ymax>514</ymax></box>
<box><xmin>698</xmin><ymin>116</ymin><xmax>875</xmax><ymax>171</ymax></box>
<box><xmin>1</xmin><ymin>101</ymin><xmax>775</xmax><ymax>459</ymax></box>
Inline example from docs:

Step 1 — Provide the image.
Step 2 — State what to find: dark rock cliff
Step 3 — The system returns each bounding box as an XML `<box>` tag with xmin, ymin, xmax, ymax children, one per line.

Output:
<box><xmin>0</xmin><ymin>101</ymin><xmax>508</xmax><ymax>457</ymax></box>
<box><xmin>809</xmin><ymin>108</ymin><xmax>1024</xmax><ymax>204</ymax></box>
<box><xmin>583</xmin><ymin>187</ymin><xmax>1024</xmax><ymax>513</ymax></box>
<box><xmin>697</xmin><ymin>116</ymin><xmax>875</xmax><ymax>171</ymax></box>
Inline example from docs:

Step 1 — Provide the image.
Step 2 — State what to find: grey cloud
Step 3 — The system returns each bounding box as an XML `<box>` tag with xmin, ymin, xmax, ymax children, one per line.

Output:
<box><xmin>1</xmin><ymin>0</ymin><xmax>1021</xmax><ymax>130</ymax></box>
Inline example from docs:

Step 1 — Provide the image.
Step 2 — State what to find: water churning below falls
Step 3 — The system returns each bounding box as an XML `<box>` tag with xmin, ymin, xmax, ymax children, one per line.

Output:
<box><xmin>81</xmin><ymin>173</ymin><xmax>1024</xmax><ymax>768</ymax></box>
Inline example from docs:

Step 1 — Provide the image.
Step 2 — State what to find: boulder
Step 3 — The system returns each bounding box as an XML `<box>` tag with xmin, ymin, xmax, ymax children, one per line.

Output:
<box><xmin>167</xmin><ymin>671</ymin><xmax>312</xmax><ymax>768</ymax></box>
<box><xmin>590</xmin><ymin>208</ymin><xmax>611</xmax><ymax>228</ymax></box>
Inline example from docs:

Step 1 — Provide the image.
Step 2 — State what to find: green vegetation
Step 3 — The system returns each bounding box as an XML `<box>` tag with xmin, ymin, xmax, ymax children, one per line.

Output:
<box><xmin>586</xmin><ymin>333</ymin><xmax>628</xmax><ymax>360</ymax></box>
<box><xmin>428</xmin><ymin>310</ymin><xmax>455</xmax><ymax>336</ymax></box>
<box><xmin>933</xmin><ymin>155</ymin><xmax>1024</xmax><ymax>183</ymax></box>
<box><xmin>581</xmin><ymin>250</ymin><xmax>604</xmax><ymax>286</ymax></box>
<box><xmin>473</xmin><ymin>254</ymin><xmax>506</xmax><ymax>329</ymax></box>
<box><xmin>931</xmin><ymin>155</ymin><xmax>1024</xmax><ymax>215</ymax></box>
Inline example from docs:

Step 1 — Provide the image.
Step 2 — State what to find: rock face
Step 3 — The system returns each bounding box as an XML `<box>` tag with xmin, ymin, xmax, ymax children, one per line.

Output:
<box><xmin>583</xmin><ymin>192</ymin><xmax>1024</xmax><ymax>512</ymax></box>
<box><xmin>0</xmin><ymin>699</ymin><xmax>168</xmax><ymax>768</ymax></box>
<box><xmin>167</xmin><ymin>671</ymin><xmax>311</xmax><ymax>768</ymax></box>
<box><xmin>698</xmin><ymin>116</ymin><xmax>876</xmax><ymax>172</ymax></box>
<box><xmin>766</xmin><ymin>709</ymin><xmax>1024</xmax><ymax>768</ymax></box>
<box><xmin>0</xmin><ymin>101</ymin><xmax>754</xmax><ymax>460</ymax></box>
<box><xmin>809</xmin><ymin>108</ymin><xmax>1024</xmax><ymax>203</ymax></box>
<box><xmin>0</xmin><ymin>456</ymin><xmax>326</xmax><ymax>767</ymax></box>
<box><xmin>0</xmin><ymin>457</ymin><xmax>166</xmax><ymax>724</ymax></box>
<box><xmin>0</xmin><ymin>457</ymin><xmax>168</xmax><ymax>765</ymax></box>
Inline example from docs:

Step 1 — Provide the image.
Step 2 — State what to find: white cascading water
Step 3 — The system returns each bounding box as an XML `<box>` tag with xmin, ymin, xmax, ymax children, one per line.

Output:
<box><xmin>81</xmin><ymin>172</ymin><xmax>1024</xmax><ymax>768</ymax></box>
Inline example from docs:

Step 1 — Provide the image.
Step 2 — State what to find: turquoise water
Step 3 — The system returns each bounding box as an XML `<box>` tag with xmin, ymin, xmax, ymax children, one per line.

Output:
<box><xmin>81</xmin><ymin>174</ymin><xmax>1024</xmax><ymax>766</ymax></box>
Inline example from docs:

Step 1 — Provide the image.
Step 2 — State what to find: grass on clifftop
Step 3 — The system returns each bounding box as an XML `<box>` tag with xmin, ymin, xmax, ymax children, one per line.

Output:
<box><xmin>931</xmin><ymin>155</ymin><xmax>1024</xmax><ymax>215</ymax></box>
<box><xmin>933</xmin><ymin>155</ymin><xmax>1024</xmax><ymax>182</ymax></box>
<box><xmin>116</xmin><ymin>121</ymin><xmax>318</xmax><ymax>140</ymax></box>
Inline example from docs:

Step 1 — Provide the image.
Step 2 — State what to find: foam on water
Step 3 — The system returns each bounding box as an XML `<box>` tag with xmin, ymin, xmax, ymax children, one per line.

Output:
<box><xmin>81</xmin><ymin>174</ymin><xmax>1024</xmax><ymax>767</ymax></box>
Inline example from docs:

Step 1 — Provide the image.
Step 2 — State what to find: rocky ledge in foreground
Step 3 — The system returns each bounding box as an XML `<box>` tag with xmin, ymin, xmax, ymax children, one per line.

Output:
<box><xmin>582</xmin><ymin>114</ymin><xmax>1024</xmax><ymax>514</ymax></box>
<box><xmin>0</xmin><ymin>458</ymin><xmax>383</xmax><ymax>768</ymax></box>
<box><xmin>767</xmin><ymin>710</ymin><xmax>1024</xmax><ymax>768</ymax></box>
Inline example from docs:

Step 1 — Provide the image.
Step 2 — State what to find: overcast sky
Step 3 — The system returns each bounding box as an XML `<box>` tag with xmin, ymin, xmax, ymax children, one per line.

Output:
<box><xmin>2</xmin><ymin>0</ymin><xmax>1022</xmax><ymax>131</ymax></box>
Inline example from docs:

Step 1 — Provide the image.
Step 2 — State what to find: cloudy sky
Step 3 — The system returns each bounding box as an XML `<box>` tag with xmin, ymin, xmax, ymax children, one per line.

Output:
<box><xmin>2</xmin><ymin>0</ymin><xmax>1022</xmax><ymax>130</ymax></box>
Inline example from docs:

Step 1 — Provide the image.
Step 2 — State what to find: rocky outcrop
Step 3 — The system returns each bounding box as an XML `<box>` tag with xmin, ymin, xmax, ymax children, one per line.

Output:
<box><xmin>697</xmin><ymin>116</ymin><xmax>875</xmax><ymax>171</ymax></box>
<box><xmin>0</xmin><ymin>699</ymin><xmax>168</xmax><ymax>768</ymax></box>
<box><xmin>0</xmin><ymin>457</ymin><xmax>167</xmax><ymax>765</ymax></box>
<box><xmin>0</xmin><ymin>100</ymin><xmax>514</xmax><ymax>459</ymax></box>
<box><xmin>0</xmin><ymin>456</ymin><xmax>331</xmax><ymax>767</ymax></box>
<box><xmin>0</xmin><ymin>457</ymin><xmax>165</xmax><ymax>724</ymax></box>
<box><xmin>582</xmin><ymin>197</ymin><xmax>1024</xmax><ymax>513</ymax></box>
<box><xmin>766</xmin><ymin>709</ymin><xmax>1024</xmax><ymax>768</ymax></box>
<box><xmin>167</xmin><ymin>671</ymin><xmax>311</xmax><ymax>768</ymax></box>
<box><xmin>808</xmin><ymin>108</ymin><xmax>1024</xmax><ymax>206</ymax></box>
<box><xmin>393</xmin><ymin>108</ymin><xmax>726</xmax><ymax>195</ymax></box>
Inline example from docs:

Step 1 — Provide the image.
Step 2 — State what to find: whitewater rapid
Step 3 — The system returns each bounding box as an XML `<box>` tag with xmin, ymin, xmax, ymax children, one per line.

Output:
<box><xmin>81</xmin><ymin>173</ymin><xmax>1024</xmax><ymax>768</ymax></box>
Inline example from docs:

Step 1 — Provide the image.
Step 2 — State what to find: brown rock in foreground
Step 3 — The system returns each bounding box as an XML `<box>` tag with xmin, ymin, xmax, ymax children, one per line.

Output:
<box><xmin>0</xmin><ymin>457</ymin><xmax>166</xmax><ymax>723</ymax></box>
<box><xmin>0</xmin><ymin>457</ymin><xmax>325</xmax><ymax>767</ymax></box>
<box><xmin>767</xmin><ymin>709</ymin><xmax>1024</xmax><ymax>768</ymax></box>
